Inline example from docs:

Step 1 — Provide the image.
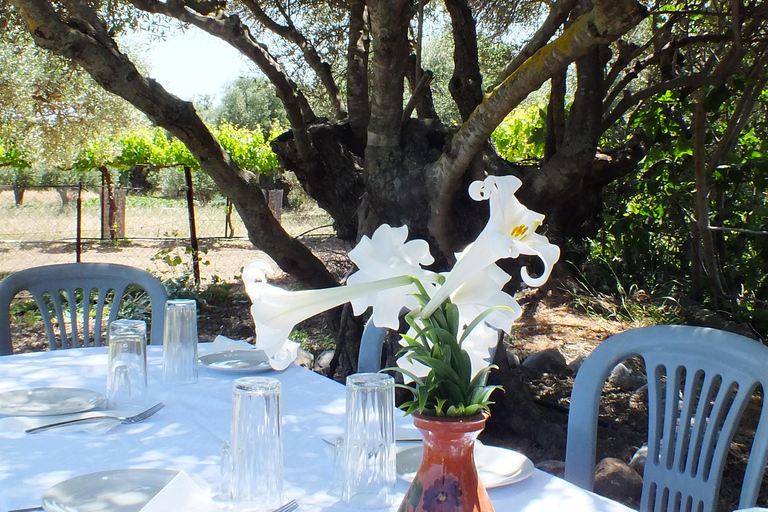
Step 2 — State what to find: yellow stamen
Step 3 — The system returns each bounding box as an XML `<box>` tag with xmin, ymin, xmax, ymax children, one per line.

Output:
<box><xmin>510</xmin><ymin>224</ymin><xmax>529</xmax><ymax>238</ymax></box>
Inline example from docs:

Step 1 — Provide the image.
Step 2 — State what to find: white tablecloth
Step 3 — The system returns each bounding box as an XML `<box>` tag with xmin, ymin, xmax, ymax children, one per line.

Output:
<box><xmin>0</xmin><ymin>346</ymin><xmax>632</xmax><ymax>512</ymax></box>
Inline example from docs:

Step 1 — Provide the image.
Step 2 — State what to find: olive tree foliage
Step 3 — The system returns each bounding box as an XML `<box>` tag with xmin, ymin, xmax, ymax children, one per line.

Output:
<box><xmin>199</xmin><ymin>76</ymin><xmax>288</xmax><ymax>135</ymax></box>
<box><xmin>0</xmin><ymin>17</ymin><xmax>147</xmax><ymax>169</ymax></box>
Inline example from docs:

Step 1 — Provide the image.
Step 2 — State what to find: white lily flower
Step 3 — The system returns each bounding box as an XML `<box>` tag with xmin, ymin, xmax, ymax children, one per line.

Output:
<box><xmin>243</xmin><ymin>259</ymin><xmax>414</xmax><ymax>370</ymax></box>
<box><xmin>422</xmin><ymin>175</ymin><xmax>560</xmax><ymax>318</ymax></box>
<box><xmin>347</xmin><ymin>224</ymin><xmax>440</xmax><ymax>329</ymax></box>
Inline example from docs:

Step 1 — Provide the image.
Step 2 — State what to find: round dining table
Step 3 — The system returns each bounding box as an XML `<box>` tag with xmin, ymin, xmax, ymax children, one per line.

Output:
<box><xmin>0</xmin><ymin>345</ymin><xmax>634</xmax><ymax>512</ymax></box>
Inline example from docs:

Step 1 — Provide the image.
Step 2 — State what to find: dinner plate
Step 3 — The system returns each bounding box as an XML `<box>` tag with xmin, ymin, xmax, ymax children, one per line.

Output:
<box><xmin>198</xmin><ymin>349</ymin><xmax>271</xmax><ymax>373</ymax></box>
<box><xmin>42</xmin><ymin>469</ymin><xmax>209</xmax><ymax>512</ymax></box>
<box><xmin>396</xmin><ymin>443</ymin><xmax>535</xmax><ymax>488</ymax></box>
<box><xmin>0</xmin><ymin>387</ymin><xmax>105</xmax><ymax>416</ymax></box>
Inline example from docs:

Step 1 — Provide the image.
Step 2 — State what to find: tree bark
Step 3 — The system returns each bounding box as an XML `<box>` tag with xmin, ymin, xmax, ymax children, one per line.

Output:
<box><xmin>346</xmin><ymin>0</ymin><xmax>370</xmax><ymax>147</ymax></box>
<box><xmin>693</xmin><ymin>95</ymin><xmax>725</xmax><ymax>300</ymax></box>
<box><xmin>544</xmin><ymin>70</ymin><xmax>566</xmax><ymax>162</ymax></box>
<box><xmin>363</xmin><ymin>0</ymin><xmax>413</xmax><ymax>230</ymax></box>
<box><xmin>444</xmin><ymin>0</ymin><xmax>483</xmax><ymax>121</ymax></box>
<box><xmin>405</xmin><ymin>56</ymin><xmax>439</xmax><ymax>121</ymax></box>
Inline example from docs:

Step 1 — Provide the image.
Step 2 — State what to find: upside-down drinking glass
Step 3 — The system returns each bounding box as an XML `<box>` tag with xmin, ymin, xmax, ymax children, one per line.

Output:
<box><xmin>106</xmin><ymin>319</ymin><xmax>148</xmax><ymax>408</ymax></box>
<box><xmin>230</xmin><ymin>377</ymin><xmax>282</xmax><ymax>512</ymax></box>
<box><xmin>162</xmin><ymin>299</ymin><xmax>198</xmax><ymax>385</ymax></box>
<box><xmin>342</xmin><ymin>373</ymin><xmax>396</xmax><ymax>508</ymax></box>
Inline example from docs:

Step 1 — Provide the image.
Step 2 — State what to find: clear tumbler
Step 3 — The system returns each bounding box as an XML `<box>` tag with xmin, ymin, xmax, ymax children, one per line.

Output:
<box><xmin>231</xmin><ymin>377</ymin><xmax>282</xmax><ymax>512</ymax></box>
<box><xmin>106</xmin><ymin>319</ymin><xmax>148</xmax><ymax>408</ymax></box>
<box><xmin>342</xmin><ymin>373</ymin><xmax>396</xmax><ymax>508</ymax></box>
<box><xmin>163</xmin><ymin>299</ymin><xmax>198</xmax><ymax>385</ymax></box>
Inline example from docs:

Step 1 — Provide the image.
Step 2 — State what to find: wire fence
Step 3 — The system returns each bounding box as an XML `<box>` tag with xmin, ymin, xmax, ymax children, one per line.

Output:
<box><xmin>0</xmin><ymin>184</ymin><xmax>335</xmax><ymax>285</ymax></box>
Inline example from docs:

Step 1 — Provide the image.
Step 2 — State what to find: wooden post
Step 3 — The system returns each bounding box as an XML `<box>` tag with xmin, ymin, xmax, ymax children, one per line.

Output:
<box><xmin>184</xmin><ymin>166</ymin><xmax>201</xmax><ymax>288</ymax></box>
<box><xmin>263</xmin><ymin>189</ymin><xmax>283</xmax><ymax>222</ymax></box>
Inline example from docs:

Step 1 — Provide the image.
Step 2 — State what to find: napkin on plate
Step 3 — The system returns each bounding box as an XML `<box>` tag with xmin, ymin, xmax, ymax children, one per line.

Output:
<box><xmin>203</xmin><ymin>335</ymin><xmax>255</xmax><ymax>354</ymax></box>
<box><xmin>140</xmin><ymin>471</ymin><xmax>220</xmax><ymax>512</ymax></box>
<box><xmin>204</xmin><ymin>335</ymin><xmax>298</xmax><ymax>371</ymax></box>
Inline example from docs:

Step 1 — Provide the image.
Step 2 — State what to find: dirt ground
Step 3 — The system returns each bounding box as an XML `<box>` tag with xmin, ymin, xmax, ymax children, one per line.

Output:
<box><xmin>6</xmin><ymin>242</ymin><xmax>766</xmax><ymax>511</ymax></box>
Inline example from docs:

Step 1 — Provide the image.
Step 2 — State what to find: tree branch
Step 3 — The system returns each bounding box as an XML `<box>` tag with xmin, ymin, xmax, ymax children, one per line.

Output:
<box><xmin>243</xmin><ymin>0</ymin><xmax>346</xmax><ymax>121</ymax></box>
<box><xmin>129</xmin><ymin>0</ymin><xmax>321</xmax><ymax>176</ymax></box>
<box><xmin>346</xmin><ymin>0</ymin><xmax>369</xmax><ymax>145</ymax></box>
<box><xmin>11</xmin><ymin>0</ymin><xmax>339</xmax><ymax>291</ymax></box>
<box><xmin>491</xmin><ymin>0</ymin><xmax>579</xmax><ymax>89</ymax></box>
<box><xmin>425</xmin><ymin>0</ymin><xmax>648</xmax><ymax>255</ymax></box>
<box><xmin>601</xmin><ymin>72</ymin><xmax>729</xmax><ymax>133</ymax></box>
<box><xmin>444</xmin><ymin>0</ymin><xmax>483</xmax><ymax>121</ymax></box>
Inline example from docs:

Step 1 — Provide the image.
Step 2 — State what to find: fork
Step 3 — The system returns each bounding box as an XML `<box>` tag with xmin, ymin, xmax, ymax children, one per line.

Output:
<box><xmin>25</xmin><ymin>402</ymin><xmax>165</xmax><ymax>434</ymax></box>
<box><xmin>273</xmin><ymin>500</ymin><xmax>299</xmax><ymax>512</ymax></box>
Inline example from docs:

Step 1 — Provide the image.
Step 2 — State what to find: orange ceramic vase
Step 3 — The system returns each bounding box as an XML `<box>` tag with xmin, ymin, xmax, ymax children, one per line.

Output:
<box><xmin>398</xmin><ymin>412</ymin><xmax>494</xmax><ymax>512</ymax></box>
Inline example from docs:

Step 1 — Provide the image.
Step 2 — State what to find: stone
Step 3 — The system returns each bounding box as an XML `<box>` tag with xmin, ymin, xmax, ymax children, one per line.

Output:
<box><xmin>521</xmin><ymin>348</ymin><xmax>567</xmax><ymax>374</ymax></box>
<box><xmin>593</xmin><ymin>457</ymin><xmax>643</xmax><ymax>507</ymax></box>
<box><xmin>629</xmin><ymin>445</ymin><xmax>648</xmax><ymax>477</ymax></box>
<box><xmin>536</xmin><ymin>460</ymin><xmax>565</xmax><ymax>478</ymax></box>
<box><xmin>609</xmin><ymin>362</ymin><xmax>648</xmax><ymax>391</ymax></box>
<box><xmin>313</xmin><ymin>349</ymin><xmax>335</xmax><ymax>373</ymax></box>
<box><xmin>629</xmin><ymin>384</ymin><xmax>648</xmax><ymax>408</ymax></box>
<box><xmin>506</xmin><ymin>348</ymin><xmax>520</xmax><ymax>367</ymax></box>
<box><xmin>294</xmin><ymin>348</ymin><xmax>314</xmax><ymax>369</ymax></box>
<box><xmin>568</xmin><ymin>355</ymin><xmax>587</xmax><ymax>374</ymax></box>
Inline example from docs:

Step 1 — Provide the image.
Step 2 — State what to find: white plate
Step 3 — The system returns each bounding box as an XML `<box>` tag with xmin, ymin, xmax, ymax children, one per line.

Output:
<box><xmin>396</xmin><ymin>443</ymin><xmax>535</xmax><ymax>488</ymax></box>
<box><xmin>0</xmin><ymin>387</ymin><xmax>105</xmax><ymax>416</ymax></box>
<box><xmin>42</xmin><ymin>469</ymin><xmax>209</xmax><ymax>512</ymax></box>
<box><xmin>198</xmin><ymin>349</ymin><xmax>271</xmax><ymax>373</ymax></box>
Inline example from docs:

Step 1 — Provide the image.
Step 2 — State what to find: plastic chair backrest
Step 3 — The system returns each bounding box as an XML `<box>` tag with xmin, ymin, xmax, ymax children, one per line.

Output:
<box><xmin>565</xmin><ymin>325</ymin><xmax>768</xmax><ymax>512</ymax></box>
<box><xmin>0</xmin><ymin>263</ymin><xmax>168</xmax><ymax>355</ymax></box>
<box><xmin>358</xmin><ymin>320</ymin><xmax>389</xmax><ymax>373</ymax></box>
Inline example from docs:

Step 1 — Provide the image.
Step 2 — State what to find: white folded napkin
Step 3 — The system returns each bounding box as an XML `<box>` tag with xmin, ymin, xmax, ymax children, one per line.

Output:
<box><xmin>140</xmin><ymin>471</ymin><xmax>220</xmax><ymax>512</ymax></box>
<box><xmin>0</xmin><ymin>413</ymin><xmax>121</xmax><ymax>438</ymax></box>
<box><xmin>204</xmin><ymin>335</ymin><xmax>298</xmax><ymax>371</ymax></box>
<box><xmin>205</xmin><ymin>335</ymin><xmax>255</xmax><ymax>354</ymax></box>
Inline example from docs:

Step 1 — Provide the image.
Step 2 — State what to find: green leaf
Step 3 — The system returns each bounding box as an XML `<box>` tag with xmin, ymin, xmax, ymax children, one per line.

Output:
<box><xmin>412</xmin><ymin>356</ymin><xmax>463</xmax><ymax>385</ymax></box>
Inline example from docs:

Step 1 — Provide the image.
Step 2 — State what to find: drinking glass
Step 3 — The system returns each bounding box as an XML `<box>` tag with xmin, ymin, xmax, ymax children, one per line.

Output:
<box><xmin>106</xmin><ymin>319</ymin><xmax>148</xmax><ymax>408</ymax></box>
<box><xmin>231</xmin><ymin>377</ymin><xmax>282</xmax><ymax>512</ymax></box>
<box><xmin>342</xmin><ymin>373</ymin><xmax>396</xmax><ymax>508</ymax></box>
<box><xmin>162</xmin><ymin>299</ymin><xmax>198</xmax><ymax>385</ymax></box>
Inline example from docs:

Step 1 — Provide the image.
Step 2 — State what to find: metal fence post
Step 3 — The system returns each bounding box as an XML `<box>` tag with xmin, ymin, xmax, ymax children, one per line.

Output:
<box><xmin>76</xmin><ymin>180</ymin><xmax>83</xmax><ymax>262</ymax></box>
<box><xmin>184</xmin><ymin>166</ymin><xmax>201</xmax><ymax>288</ymax></box>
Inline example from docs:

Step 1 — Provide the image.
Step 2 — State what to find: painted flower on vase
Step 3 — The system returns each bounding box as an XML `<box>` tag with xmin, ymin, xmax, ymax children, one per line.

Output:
<box><xmin>422</xmin><ymin>477</ymin><xmax>462</xmax><ymax>512</ymax></box>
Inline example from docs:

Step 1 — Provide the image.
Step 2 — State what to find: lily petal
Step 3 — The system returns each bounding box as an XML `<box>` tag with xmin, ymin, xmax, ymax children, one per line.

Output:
<box><xmin>422</xmin><ymin>175</ymin><xmax>560</xmax><ymax>317</ymax></box>
<box><xmin>348</xmin><ymin>224</ymin><xmax>439</xmax><ymax>328</ymax></box>
<box><xmin>244</xmin><ymin>259</ymin><xmax>414</xmax><ymax>368</ymax></box>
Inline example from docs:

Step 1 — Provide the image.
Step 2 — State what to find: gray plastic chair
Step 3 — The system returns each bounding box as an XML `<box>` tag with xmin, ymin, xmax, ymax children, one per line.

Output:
<box><xmin>358</xmin><ymin>320</ymin><xmax>389</xmax><ymax>373</ymax></box>
<box><xmin>565</xmin><ymin>325</ymin><xmax>768</xmax><ymax>512</ymax></box>
<box><xmin>0</xmin><ymin>263</ymin><xmax>168</xmax><ymax>355</ymax></box>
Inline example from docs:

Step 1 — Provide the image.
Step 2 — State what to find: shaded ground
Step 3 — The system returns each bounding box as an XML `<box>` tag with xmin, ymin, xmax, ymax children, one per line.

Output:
<box><xmin>7</xmin><ymin>251</ymin><xmax>766</xmax><ymax>511</ymax></box>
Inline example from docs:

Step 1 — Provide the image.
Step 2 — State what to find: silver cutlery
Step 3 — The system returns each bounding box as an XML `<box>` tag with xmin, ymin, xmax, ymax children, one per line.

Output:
<box><xmin>7</xmin><ymin>507</ymin><xmax>43</xmax><ymax>512</ymax></box>
<box><xmin>25</xmin><ymin>402</ymin><xmax>165</xmax><ymax>434</ymax></box>
<box><xmin>273</xmin><ymin>500</ymin><xmax>299</xmax><ymax>512</ymax></box>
